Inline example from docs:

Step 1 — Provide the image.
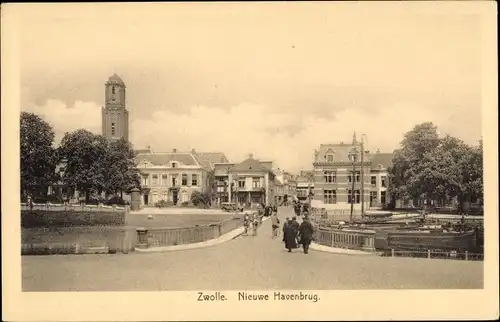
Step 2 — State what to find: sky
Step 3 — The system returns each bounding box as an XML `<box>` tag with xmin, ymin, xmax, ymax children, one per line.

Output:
<box><xmin>18</xmin><ymin>3</ymin><xmax>484</xmax><ymax>173</ymax></box>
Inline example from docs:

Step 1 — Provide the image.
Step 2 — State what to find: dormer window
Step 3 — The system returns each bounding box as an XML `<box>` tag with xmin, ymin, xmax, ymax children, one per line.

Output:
<box><xmin>327</xmin><ymin>154</ymin><xmax>334</xmax><ymax>162</ymax></box>
<box><xmin>171</xmin><ymin>162</ymin><xmax>177</xmax><ymax>168</ymax></box>
<box><xmin>112</xmin><ymin>86</ymin><xmax>116</xmax><ymax>94</ymax></box>
<box><xmin>377</xmin><ymin>164</ymin><xmax>383</xmax><ymax>170</ymax></box>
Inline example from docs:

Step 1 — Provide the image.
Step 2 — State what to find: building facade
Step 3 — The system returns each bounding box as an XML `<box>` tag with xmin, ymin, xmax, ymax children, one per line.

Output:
<box><xmin>102</xmin><ymin>74</ymin><xmax>129</xmax><ymax>142</ymax></box>
<box><xmin>311</xmin><ymin>134</ymin><xmax>392</xmax><ymax>211</ymax></box>
<box><xmin>213</xmin><ymin>154</ymin><xmax>277</xmax><ymax>208</ymax></box>
<box><xmin>296</xmin><ymin>170</ymin><xmax>314</xmax><ymax>201</ymax></box>
<box><xmin>134</xmin><ymin>148</ymin><xmax>229</xmax><ymax>206</ymax></box>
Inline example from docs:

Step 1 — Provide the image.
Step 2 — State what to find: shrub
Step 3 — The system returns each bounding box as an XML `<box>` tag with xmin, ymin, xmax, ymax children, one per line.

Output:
<box><xmin>191</xmin><ymin>191</ymin><xmax>211</xmax><ymax>208</ymax></box>
<box><xmin>181</xmin><ymin>201</ymin><xmax>189</xmax><ymax>207</ymax></box>
<box><xmin>155</xmin><ymin>200</ymin><xmax>168</xmax><ymax>208</ymax></box>
<box><xmin>21</xmin><ymin>210</ymin><xmax>126</xmax><ymax>228</ymax></box>
<box><xmin>105</xmin><ymin>196</ymin><xmax>130</xmax><ymax>206</ymax></box>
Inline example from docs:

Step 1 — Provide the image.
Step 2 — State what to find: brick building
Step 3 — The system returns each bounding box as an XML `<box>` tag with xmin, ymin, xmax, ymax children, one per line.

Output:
<box><xmin>311</xmin><ymin>134</ymin><xmax>393</xmax><ymax>211</ymax></box>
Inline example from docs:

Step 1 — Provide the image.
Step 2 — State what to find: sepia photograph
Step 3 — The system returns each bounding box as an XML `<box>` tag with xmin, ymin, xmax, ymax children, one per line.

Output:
<box><xmin>2</xmin><ymin>2</ymin><xmax>498</xmax><ymax>321</ymax></box>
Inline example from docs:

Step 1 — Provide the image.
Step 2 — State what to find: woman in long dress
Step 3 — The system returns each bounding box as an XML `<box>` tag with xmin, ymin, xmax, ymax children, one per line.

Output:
<box><xmin>283</xmin><ymin>218</ymin><xmax>298</xmax><ymax>252</ymax></box>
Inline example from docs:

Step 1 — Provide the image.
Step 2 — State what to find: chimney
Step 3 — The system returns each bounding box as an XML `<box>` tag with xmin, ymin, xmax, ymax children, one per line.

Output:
<box><xmin>191</xmin><ymin>148</ymin><xmax>196</xmax><ymax>154</ymax></box>
<box><xmin>173</xmin><ymin>148</ymin><xmax>177</xmax><ymax>153</ymax></box>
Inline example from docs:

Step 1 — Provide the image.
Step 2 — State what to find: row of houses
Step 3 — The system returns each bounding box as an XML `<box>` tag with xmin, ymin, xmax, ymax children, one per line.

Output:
<box><xmin>134</xmin><ymin>148</ymin><xmax>297</xmax><ymax>207</ymax></box>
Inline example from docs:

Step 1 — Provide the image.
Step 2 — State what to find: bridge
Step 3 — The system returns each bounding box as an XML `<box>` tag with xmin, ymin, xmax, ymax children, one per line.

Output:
<box><xmin>22</xmin><ymin>207</ymin><xmax>483</xmax><ymax>291</ymax></box>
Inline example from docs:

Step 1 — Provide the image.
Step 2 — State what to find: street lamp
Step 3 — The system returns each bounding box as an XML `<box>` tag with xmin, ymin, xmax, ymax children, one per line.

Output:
<box><xmin>348</xmin><ymin>147</ymin><xmax>358</xmax><ymax>223</ymax></box>
<box><xmin>360</xmin><ymin>133</ymin><xmax>368</xmax><ymax>217</ymax></box>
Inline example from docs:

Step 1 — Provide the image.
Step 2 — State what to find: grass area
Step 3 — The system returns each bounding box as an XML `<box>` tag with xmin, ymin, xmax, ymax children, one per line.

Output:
<box><xmin>126</xmin><ymin>213</ymin><xmax>240</xmax><ymax>228</ymax></box>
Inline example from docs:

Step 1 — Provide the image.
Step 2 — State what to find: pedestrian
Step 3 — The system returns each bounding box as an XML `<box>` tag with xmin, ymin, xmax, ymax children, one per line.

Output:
<box><xmin>283</xmin><ymin>217</ymin><xmax>297</xmax><ymax>252</ymax></box>
<box><xmin>271</xmin><ymin>213</ymin><xmax>280</xmax><ymax>238</ymax></box>
<box><xmin>291</xmin><ymin>216</ymin><xmax>300</xmax><ymax>248</ymax></box>
<box><xmin>252</xmin><ymin>212</ymin><xmax>259</xmax><ymax>236</ymax></box>
<box><xmin>243</xmin><ymin>213</ymin><xmax>250</xmax><ymax>235</ymax></box>
<box><xmin>298</xmin><ymin>217</ymin><xmax>315</xmax><ymax>254</ymax></box>
<box><xmin>282</xmin><ymin>217</ymin><xmax>290</xmax><ymax>242</ymax></box>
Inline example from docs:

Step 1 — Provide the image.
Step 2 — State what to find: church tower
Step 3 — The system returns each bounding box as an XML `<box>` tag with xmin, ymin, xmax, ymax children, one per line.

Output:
<box><xmin>101</xmin><ymin>74</ymin><xmax>129</xmax><ymax>142</ymax></box>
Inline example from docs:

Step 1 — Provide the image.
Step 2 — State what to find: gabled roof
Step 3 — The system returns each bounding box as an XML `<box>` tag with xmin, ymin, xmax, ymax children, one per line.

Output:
<box><xmin>230</xmin><ymin>157</ymin><xmax>271</xmax><ymax>173</ymax></box>
<box><xmin>195</xmin><ymin>152</ymin><xmax>230</xmax><ymax>170</ymax></box>
<box><xmin>370</xmin><ymin>152</ymin><xmax>393</xmax><ymax>169</ymax></box>
<box><xmin>135</xmin><ymin>152</ymin><xmax>199</xmax><ymax>166</ymax></box>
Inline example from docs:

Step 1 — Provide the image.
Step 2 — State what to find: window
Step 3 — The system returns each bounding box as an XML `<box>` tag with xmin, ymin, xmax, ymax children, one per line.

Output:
<box><xmin>381</xmin><ymin>191</ymin><xmax>386</xmax><ymax>204</ymax></box>
<box><xmin>182</xmin><ymin>174</ymin><xmax>188</xmax><ymax>186</ymax></box>
<box><xmin>381</xmin><ymin>176</ymin><xmax>387</xmax><ymax>187</ymax></box>
<box><xmin>111</xmin><ymin>86</ymin><xmax>116</xmax><ymax>94</ymax></box>
<box><xmin>324</xmin><ymin>171</ymin><xmax>336</xmax><ymax>183</ymax></box>
<box><xmin>152</xmin><ymin>174</ymin><xmax>158</xmax><ymax>185</ymax></box>
<box><xmin>111</xmin><ymin>122</ymin><xmax>116</xmax><ymax>136</ymax></box>
<box><xmin>217</xmin><ymin>186</ymin><xmax>226</xmax><ymax>193</ymax></box>
<box><xmin>371</xmin><ymin>176</ymin><xmax>376</xmax><ymax>185</ymax></box>
<box><xmin>192</xmin><ymin>174</ymin><xmax>198</xmax><ymax>186</ymax></box>
<box><xmin>172</xmin><ymin>176</ymin><xmax>177</xmax><ymax>186</ymax></box>
<box><xmin>162</xmin><ymin>174</ymin><xmax>168</xmax><ymax>185</ymax></box>
<box><xmin>370</xmin><ymin>191</ymin><xmax>377</xmax><ymax>203</ymax></box>
<box><xmin>348</xmin><ymin>171</ymin><xmax>361</xmax><ymax>183</ymax></box>
<box><xmin>162</xmin><ymin>192</ymin><xmax>168</xmax><ymax>201</ymax></box>
<box><xmin>347</xmin><ymin>190</ymin><xmax>361</xmax><ymax>204</ymax></box>
<box><xmin>324</xmin><ymin>190</ymin><xmax>337</xmax><ymax>204</ymax></box>
<box><xmin>238</xmin><ymin>179</ymin><xmax>245</xmax><ymax>188</ymax></box>
<box><xmin>142</xmin><ymin>175</ymin><xmax>149</xmax><ymax>186</ymax></box>
<box><xmin>171</xmin><ymin>162</ymin><xmax>177</xmax><ymax>168</ymax></box>
<box><xmin>327</xmin><ymin>154</ymin><xmax>334</xmax><ymax>162</ymax></box>
<box><xmin>252</xmin><ymin>178</ymin><xmax>261</xmax><ymax>188</ymax></box>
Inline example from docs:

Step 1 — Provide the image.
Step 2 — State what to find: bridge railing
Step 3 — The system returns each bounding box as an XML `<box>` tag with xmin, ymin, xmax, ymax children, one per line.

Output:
<box><xmin>137</xmin><ymin>216</ymin><xmax>246</xmax><ymax>248</ymax></box>
<box><xmin>22</xmin><ymin>226</ymin><xmax>137</xmax><ymax>255</ymax></box>
<box><xmin>313</xmin><ymin>227</ymin><xmax>377</xmax><ymax>252</ymax></box>
<box><xmin>380</xmin><ymin>249</ymin><xmax>484</xmax><ymax>261</ymax></box>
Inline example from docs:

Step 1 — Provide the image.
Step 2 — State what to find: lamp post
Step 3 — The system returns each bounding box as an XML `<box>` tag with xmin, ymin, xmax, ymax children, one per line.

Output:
<box><xmin>360</xmin><ymin>134</ymin><xmax>368</xmax><ymax>217</ymax></box>
<box><xmin>348</xmin><ymin>147</ymin><xmax>358</xmax><ymax>223</ymax></box>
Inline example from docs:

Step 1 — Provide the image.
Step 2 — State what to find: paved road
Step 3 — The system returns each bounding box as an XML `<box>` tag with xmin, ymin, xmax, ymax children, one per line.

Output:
<box><xmin>22</xmin><ymin>207</ymin><xmax>483</xmax><ymax>291</ymax></box>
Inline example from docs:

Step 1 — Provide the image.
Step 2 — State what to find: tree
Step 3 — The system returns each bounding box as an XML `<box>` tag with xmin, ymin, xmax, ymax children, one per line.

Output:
<box><xmin>387</xmin><ymin>122</ymin><xmax>441</xmax><ymax>205</ymax></box>
<box><xmin>421</xmin><ymin>136</ymin><xmax>483</xmax><ymax>212</ymax></box>
<box><xmin>20</xmin><ymin>112</ymin><xmax>58</xmax><ymax>199</ymax></box>
<box><xmin>58</xmin><ymin>129</ymin><xmax>109</xmax><ymax>202</ymax></box>
<box><xmin>105</xmin><ymin>138</ymin><xmax>141</xmax><ymax>198</ymax></box>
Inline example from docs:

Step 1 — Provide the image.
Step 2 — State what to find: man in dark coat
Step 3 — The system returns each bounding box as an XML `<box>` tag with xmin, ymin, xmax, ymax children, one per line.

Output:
<box><xmin>298</xmin><ymin>217</ymin><xmax>315</xmax><ymax>254</ymax></box>
<box><xmin>283</xmin><ymin>218</ymin><xmax>297</xmax><ymax>252</ymax></box>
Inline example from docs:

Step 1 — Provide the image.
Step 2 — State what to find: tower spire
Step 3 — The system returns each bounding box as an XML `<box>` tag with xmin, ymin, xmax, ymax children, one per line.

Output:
<box><xmin>352</xmin><ymin>131</ymin><xmax>357</xmax><ymax>145</ymax></box>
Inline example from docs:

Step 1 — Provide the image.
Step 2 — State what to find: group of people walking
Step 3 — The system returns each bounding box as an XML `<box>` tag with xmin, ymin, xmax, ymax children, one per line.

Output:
<box><xmin>242</xmin><ymin>204</ymin><xmax>315</xmax><ymax>254</ymax></box>
<box><xmin>281</xmin><ymin>215</ymin><xmax>315</xmax><ymax>254</ymax></box>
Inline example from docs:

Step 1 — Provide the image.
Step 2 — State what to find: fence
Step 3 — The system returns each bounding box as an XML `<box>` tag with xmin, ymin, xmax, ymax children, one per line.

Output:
<box><xmin>138</xmin><ymin>217</ymin><xmax>245</xmax><ymax>248</ymax></box>
<box><xmin>380</xmin><ymin>249</ymin><xmax>484</xmax><ymax>261</ymax></box>
<box><xmin>21</xmin><ymin>203</ymin><xmax>128</xmax><ymax>212</ymax></box>
<box><xmin>313</xmin><ymin>227</ymin><xmax>377</xmax><ymax>252</ymax></box>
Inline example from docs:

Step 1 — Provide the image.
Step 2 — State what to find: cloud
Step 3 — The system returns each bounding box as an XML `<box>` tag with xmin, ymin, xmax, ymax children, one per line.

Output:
<box><xmin>23</xmin><ymin>99</ymin><xmax>480</xmax><ymax>173</ymax></box>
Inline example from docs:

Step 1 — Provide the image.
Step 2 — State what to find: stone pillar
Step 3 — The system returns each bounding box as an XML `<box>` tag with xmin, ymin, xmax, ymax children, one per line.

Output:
<box><xmin>130</xmin><ymin>187</ymin><xmax>141</xmax><ymax>211</ymax></box>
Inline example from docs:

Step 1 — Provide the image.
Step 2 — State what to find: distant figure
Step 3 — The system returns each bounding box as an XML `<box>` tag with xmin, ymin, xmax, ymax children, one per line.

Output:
<box><xmin>298</xmin><ymin>217</ymin><xmax>315</xmax><ymax>254</ymax></box>
<box><xmin>271</xmin><ymin>213</ymin><xmax>280</xmax><ymax>238</ymax></box>
<box><xmin>283</xmin><ymin>218</ymin><xmax>298</xmax><ymax>252</ymax></box>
